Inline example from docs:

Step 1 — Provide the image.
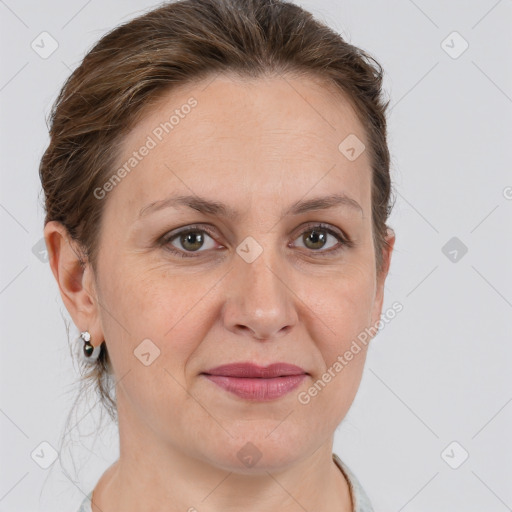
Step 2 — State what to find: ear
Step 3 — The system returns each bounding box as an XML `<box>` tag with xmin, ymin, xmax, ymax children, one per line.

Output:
<box><xmin>370</xmin><ymin>227</ymin><xmax>396</xmax><ymax>330</ymax></box>
<box><xmin>44</xmin><ymin>221</ymin><xmax>104</xmax><ymax>348</ymax></box>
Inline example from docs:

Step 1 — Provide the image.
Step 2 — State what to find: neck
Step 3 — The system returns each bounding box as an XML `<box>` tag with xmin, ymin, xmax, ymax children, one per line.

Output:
<box><xmin>91</xmin><ymin>394</ymin><xmax>353</xmax><ymax>512</ymax></box>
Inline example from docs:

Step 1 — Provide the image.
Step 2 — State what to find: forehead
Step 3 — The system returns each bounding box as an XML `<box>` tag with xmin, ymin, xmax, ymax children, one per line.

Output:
<box><xmin>134</xmin><ymin>72</ymin><xmax>367</xmax><ymax>149</ymax></box>
<box><xmin>108</xmin><ymin>73</ymin><xmax>371</xmax><ymax>218</ymax></box>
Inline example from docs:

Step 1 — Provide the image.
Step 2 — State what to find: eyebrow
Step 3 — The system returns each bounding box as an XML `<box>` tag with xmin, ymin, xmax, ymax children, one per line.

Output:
<box><xmin>138</xmin><ymin>193</ymin><xmax>363</xmax><ymax>220</ymax></box>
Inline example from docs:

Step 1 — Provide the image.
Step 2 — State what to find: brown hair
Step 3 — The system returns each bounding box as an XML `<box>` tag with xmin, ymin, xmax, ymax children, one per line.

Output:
<box><xmin>39</xmin><ymin>0</ymin><xmax>395</xmax><ymax>423</ymax></box>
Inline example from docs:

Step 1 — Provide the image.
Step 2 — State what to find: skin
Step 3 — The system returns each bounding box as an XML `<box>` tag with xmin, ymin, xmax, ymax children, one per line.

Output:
<box><xmin>45</xmin><ymin>73</ymin><xmax>395</xmax><ymax>512</ymax></box>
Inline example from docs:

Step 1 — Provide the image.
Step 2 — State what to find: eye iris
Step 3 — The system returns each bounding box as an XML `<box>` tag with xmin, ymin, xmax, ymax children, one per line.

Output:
<box><xmin>181</xmin><ymin>231</ymin><xmax>204</xmax><ymax>251</ymax></box>
<box><xmin>304</xmin><ymin>229</ymin><xmax>327</xmax><ymax>250</ymax></box>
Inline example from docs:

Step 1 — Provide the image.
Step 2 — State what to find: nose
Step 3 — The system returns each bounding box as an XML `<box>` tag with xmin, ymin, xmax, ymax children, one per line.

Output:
<box><xmin>221</xmin><ymin>249</ymin><xmax>298</xmax><ymax>341</ymax></box>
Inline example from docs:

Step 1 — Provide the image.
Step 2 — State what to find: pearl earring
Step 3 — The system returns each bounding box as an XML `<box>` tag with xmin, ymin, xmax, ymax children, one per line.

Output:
<box><xmin>80</xmin><ymin>331</ymin><xmax>101</xmax><ymax>361</ymax></box>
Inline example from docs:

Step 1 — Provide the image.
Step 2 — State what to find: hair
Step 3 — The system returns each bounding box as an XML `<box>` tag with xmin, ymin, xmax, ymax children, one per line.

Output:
<box><xmin>39</xmin><ymin>0</ymin><xmax>395</xmax><ymax>433</ymax></box>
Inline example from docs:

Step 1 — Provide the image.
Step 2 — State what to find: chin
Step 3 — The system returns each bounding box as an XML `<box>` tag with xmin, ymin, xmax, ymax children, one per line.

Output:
<box><xmin>202</xmin><ymin>424</ymin><xmax>310</xmax><ymax>474</ymax></box>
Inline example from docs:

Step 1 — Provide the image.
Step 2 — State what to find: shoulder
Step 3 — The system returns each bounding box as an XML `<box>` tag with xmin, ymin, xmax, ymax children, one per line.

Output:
<box><xmin>333</xmin><ymin>453</ymin><xmax>375</xmax><ymax>512</ymax></box>
<box><xmin>76</xmin><ymin>490</ymin><xmax>93</xmax><ymax>512</ymax></box>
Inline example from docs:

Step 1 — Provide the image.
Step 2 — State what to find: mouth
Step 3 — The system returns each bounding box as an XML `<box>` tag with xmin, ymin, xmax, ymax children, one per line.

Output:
<box><xmin>201</xmin><ymin>362</ymin><xmax>308</xmax><ymax>378</ymax></box>
<box><xmin>200</xmin><ymin>362</ymin><xmax>309</xmax><ymax>401</ymax></box>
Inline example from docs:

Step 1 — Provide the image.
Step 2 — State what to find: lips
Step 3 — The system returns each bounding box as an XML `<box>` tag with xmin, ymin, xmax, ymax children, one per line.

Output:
<box><xmin>202</xmin><ymin>362</ymin><xmax>308</xmax><ymax>378</ymax></box>
<box><xmin>201</xmin><ymin>362</ymin><xmax>309</xmax><ymax>401</ymax></box>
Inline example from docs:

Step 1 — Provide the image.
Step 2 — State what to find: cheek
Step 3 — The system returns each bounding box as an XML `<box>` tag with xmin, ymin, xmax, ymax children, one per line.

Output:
<box><xmin>98</xmin><ymin>259</ymin><xmax>225</xmax><ymax>381</ymax></box>
<box><xmin>303</xmin><ymin>268</ymin><xmax>374</xmax><ymax>394</ymax></box>
<box><xmin>97</xmin><ymin>270</ymin><xmax>205</xmax><ymax>424</ymax></box>
<box><xmin>305</xmin><ymin>264</ymin><xmax>376</xmax><ymax>341</ymax></box>
<box><xmin>299</xmin><ymin>285</ymin><xmax>372</xmax><ymax>430</ymax></box>
<box><xmin>95</xmin><ymin>264</ymin><xmax>175</xmax><ymax>363</ymax></box>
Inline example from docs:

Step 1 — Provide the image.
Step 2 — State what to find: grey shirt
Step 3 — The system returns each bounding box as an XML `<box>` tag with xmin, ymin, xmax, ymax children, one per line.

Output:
<box><xmin>77</xmin><ymin>453</ymin><xmax>374</xmax><ymax>511</ymax></box>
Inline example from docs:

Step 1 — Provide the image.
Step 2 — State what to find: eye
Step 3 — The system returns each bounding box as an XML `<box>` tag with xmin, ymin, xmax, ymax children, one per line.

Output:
<box><xmin>159</xmin><ymin>222</ymin><xmax>351</xmax><ymax>259</ymax></box>
<box><xmin>160</xmin><ymin>225</ymin><xmax>221</xmax><ymax>258</ymax></box>
<box><xmin>290</xmin><ymin>223</ymin><xmax>349</xmax><ymax>256</ymax></box>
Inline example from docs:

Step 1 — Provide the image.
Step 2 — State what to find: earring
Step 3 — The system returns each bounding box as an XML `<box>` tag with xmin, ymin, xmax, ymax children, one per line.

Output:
<box><xmin>80</xmin><ymin>331</ymin><xmax>101</xmax><ymax>362</ymax></box>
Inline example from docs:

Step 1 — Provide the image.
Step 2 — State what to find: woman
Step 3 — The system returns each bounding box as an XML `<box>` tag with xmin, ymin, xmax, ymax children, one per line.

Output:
<box><xmin>40</xmin><ymin>0</ymin><xmax>395</xmax><ymax>510</ymax></box>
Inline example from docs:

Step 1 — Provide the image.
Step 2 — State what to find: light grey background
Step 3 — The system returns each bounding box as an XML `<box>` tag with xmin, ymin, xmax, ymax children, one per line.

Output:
<box><xmin>1</xmin><ymin>0</ymin><xmax>511</xmax><ymax>511</ymax></box>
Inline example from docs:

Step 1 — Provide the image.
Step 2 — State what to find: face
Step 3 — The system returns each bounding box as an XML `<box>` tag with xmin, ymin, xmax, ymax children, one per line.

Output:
<box><xmin>63</xmin><ymin>73</ymin><xmax>394</xmax><ymax>472</ymax></box>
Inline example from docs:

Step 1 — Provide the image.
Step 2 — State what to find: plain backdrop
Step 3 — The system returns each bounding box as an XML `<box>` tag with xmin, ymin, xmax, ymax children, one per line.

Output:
<box><xmin>1</xmin><ymin>1</ymin><xmax>511</xmax><ymax>511</ymax></box>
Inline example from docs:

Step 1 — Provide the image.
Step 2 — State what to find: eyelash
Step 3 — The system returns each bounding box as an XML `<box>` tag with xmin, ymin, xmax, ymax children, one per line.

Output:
<box><xmin>159</xmin><ymin>223</ymin><xmax>353</xmax><ymax>259</ymax></box>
